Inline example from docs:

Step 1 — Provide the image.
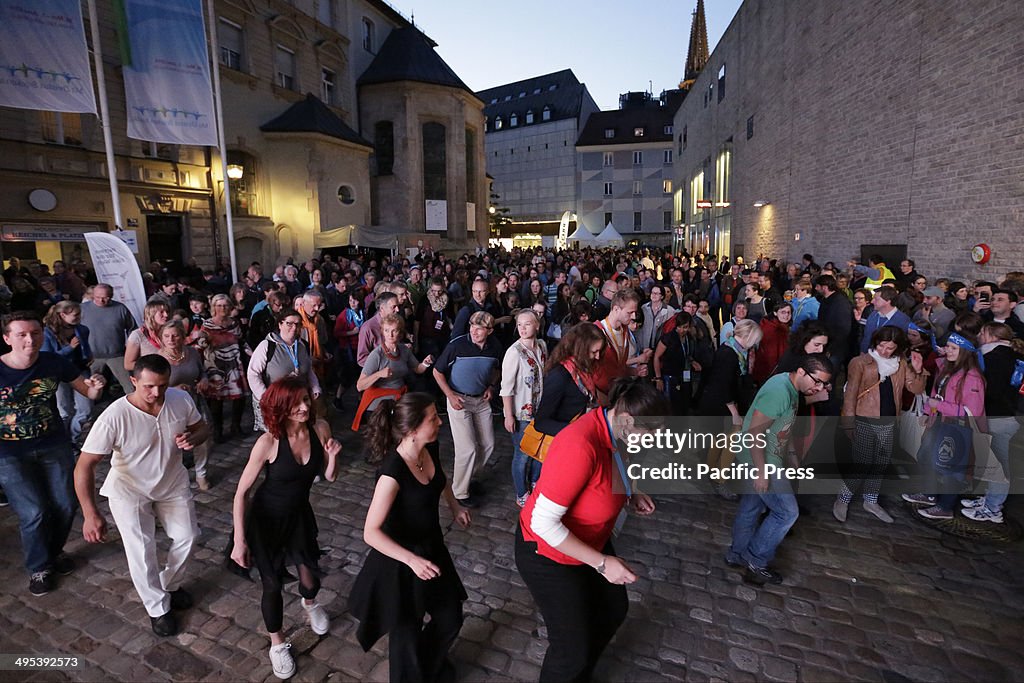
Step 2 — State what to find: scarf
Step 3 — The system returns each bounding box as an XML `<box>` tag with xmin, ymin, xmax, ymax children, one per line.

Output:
<box><xmin>297</xmin><ymin>308</ymin><xmax>323</xmax><ymax>360</ymax></box>
<box><xmin>516</xmin><ymin>340</ymin><xmax>546</xmax><ymax>415</ymax></box>
<box><xmin>427</xmin><ymin>289</ymin><xmax>449</xmax><ymax>313</ymax></box>
<box><xmin>724</xmin><ymin>336</ymin><xmax>749</xmax><ymax>375</ymax></box>
<box><xmin>980</xmin><ymin>340</ymin><xmax>1009</xmax><ymax>355</ymax></box>
<box><xmin>868</xmin><ymin>349</ymin><xmax>900</xmax><ymax>380</ymax></box>
<box><xmin>562</xmin><ymin>358</ymin><xmax>597</xmax><ymax>406</ymax></box>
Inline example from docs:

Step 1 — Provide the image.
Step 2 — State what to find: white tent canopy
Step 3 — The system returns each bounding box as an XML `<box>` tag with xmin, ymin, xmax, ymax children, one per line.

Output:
<box><xmin>314</xmin><ymin>224</ymin><xmax>398</xmax><ymax>250</ymax></box>
<box><xmin>594</xmin><ymin>222</ymin><xmax>624</xmax><ymax>246</ymax></box>
<box><xmin>567</xmin><ymin>225</ymin><xmax>598</xmax><ymax>243</ymax></box>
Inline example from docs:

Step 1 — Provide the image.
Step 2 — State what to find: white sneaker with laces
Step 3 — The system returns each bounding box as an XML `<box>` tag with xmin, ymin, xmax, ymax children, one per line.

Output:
<box><xmin>961</xmin><ymin>506</ymin><xmax>1004</xmax><ymax>524</ymax></box>
<box><xmin>959</xmin><ymin>496</ymin><xmax>985</xmax><ymax>509</ymax></box>
<box><xmin>269</xmin><ymin>642</ymin><xmax>295</xmax><ymax>679</ymax></box>
<box><xmin>303</xmin><ymin>600</ymin><xmax>329</xmax><ymax>635</ymax></box>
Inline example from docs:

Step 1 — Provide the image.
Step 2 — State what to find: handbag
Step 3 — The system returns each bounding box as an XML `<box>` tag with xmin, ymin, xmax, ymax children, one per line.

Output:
<box><xmin>918</xmin><ymin>416</ymin><xmax>972</xmax><ymax>481</ymax></box>
<box><xmin>899</xmin><ymin>394</ymin><xmax>927</xmax><ymax>456</ymax></box>
<box><xmin>964</xmin><ymin>408</ymin><xmax>1002</xmax><ymax>484</ymax></box>
<box><xmin>519</xmin><ymin>413</ymin><xmax>582</xmax><ymax>463</ymax></box>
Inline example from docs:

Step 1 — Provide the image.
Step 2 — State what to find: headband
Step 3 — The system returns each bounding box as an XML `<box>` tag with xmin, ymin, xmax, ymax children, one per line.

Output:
<box><xmin>908</xmin><ymin>322</ymin><xmax>939</xmax><ymax>352</ymax></box>
<box><xmin>947</xmin><ymin>333</ymin><xmax>985</xmax><ymax>372</ymax></box>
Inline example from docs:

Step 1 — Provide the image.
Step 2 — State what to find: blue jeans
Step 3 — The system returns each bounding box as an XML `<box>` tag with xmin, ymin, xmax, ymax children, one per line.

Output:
<box><xmin>56</xmin><ymin>381</ymin><xmax>93</xmax><ymax>443</ymax></box>
<box><xmin>0</xmin><ymin>443</ymin><xmax>78</xmax><ymax>573</ymax></box>
<box><xmin>727</xmin><ymin>472</ymin><xmax>799</xmax><ymax>569</ymax></box>
<box><xmin>511</xmin><ymin>421</ymin><xmax>542</xmax><ymax>500</ymax></box>
<box><xmin>984</xmin><ymin>417</ymin><xmax>1021</xmax><ymax>512</ymax></box>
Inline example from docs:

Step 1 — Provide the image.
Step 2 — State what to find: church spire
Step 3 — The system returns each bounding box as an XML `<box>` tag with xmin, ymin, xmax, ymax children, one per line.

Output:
<box><xmin>679</xmin><ymin>0</ymin><xmax>709</xmax><ymax>90</ymax></box>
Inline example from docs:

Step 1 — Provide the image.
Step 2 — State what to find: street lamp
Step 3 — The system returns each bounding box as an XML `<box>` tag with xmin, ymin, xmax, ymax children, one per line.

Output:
<box><xmin>226</xmin><ymin>164</ymin><xmax>244</xmax><ymax>181</ymax></box>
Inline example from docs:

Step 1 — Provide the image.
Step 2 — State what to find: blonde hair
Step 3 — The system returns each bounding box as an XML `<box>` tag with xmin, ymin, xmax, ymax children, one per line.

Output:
<box><xmin>732</xmin><ymin>318</ymin><xmax>764</xmax><ymax>347</ymax></box>
<box><xmin>143</xmin><ymin>300</ymin><xmax>171</xmax><ymax>333</ymax></box>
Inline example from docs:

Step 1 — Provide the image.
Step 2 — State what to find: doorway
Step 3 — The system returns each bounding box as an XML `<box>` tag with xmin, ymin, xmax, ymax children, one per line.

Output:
<box><xmin>147</xmin><ymin>215</ymin><xmax>184</xmax><ymax>275</ymax></box>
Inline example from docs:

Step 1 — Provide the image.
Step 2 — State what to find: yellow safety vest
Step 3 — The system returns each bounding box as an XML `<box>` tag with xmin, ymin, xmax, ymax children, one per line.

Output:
<box><xmin>864</xmin><ymin>263</ymin><xmax>895</xmax><ymax>291</ymax></box>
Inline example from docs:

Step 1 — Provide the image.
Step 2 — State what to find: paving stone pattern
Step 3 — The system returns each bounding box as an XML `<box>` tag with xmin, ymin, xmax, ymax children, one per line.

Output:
<box><xmin>1</xmin><ymin>400</ymin><xmax>1023</xmax><ymax>682</ymax></box>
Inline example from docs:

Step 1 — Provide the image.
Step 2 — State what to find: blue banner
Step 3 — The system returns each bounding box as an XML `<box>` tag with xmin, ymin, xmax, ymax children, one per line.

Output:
<box><xmin>121</xmin><ymin>0</ymin><xmax>217</xmax><ymax>145</ymax></box>
<box><xmin>0</xmin><ymin>1</ymin><xmax>97</xmax><ymax>113</ymax></box>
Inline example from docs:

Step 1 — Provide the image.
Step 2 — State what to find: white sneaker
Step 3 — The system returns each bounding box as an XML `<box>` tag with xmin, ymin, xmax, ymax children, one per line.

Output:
<box><xmin>960</xmin><ymin>496</ymin><xmax>985</xmax><ymax>509</ymax></box>
<box><xmin>961</xmin><ymin>506</ymin><xmax>1004</xmax><ymax>524</ymax></box>
<box><xmin>303</xmin><ymin>600</ymin><xmax>329</xmax><ymax>635</ymax></box>
<box><xmin>269</xmin><ymin>642</ymin><xmax>295</xmax><ymax>680</ymax></box>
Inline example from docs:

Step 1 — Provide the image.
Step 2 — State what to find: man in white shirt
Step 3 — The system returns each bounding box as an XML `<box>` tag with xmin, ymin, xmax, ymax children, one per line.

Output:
<box><xmin>75</xmin><ymin>354</ymin><xmax>209</xmax><ymax>637</ymax></box>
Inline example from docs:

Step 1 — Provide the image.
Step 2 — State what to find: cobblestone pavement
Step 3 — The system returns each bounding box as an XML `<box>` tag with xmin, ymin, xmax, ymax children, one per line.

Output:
<box><xmin>2</xmin><ymin>397</ymin><xmax>1023</xmax><ymax>683</ymax></box>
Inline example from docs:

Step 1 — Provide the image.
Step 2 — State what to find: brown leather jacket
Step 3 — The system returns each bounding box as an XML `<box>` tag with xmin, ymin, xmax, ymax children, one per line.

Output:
<box><xmin>842</xmin><ymin>352</ymin><xmax>927</xmax><ymax>419</ymax></box>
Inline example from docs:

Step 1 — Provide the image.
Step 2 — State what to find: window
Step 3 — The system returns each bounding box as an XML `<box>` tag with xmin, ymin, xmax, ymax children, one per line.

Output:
<box><xmin>633</xmin><ymin>151</ymin><xmax>643</xmax><ymax>165</ymax></box>
<box><xmin>321</xmin><ymin>68</ymin><xmax>336</xmax><ymax>106</ymax></box>
<box><xmin>525</xmin><ymin>110</ymin><xmax>534</xmax><ymax>124</ymax></box>
<box><xmin>604</xmin><ymin>212</ymin><xmax>613</xmax><ymax>227</ymax></box>
<box><xmin>374</xmin><ymin>121</ymin><xmax>394</xmax><ymax>175</ymax></box>
<box><xmin>422</xmin><ymin>122</ymin><xmax>447</xmax><ymax>201</ymax></box>
<box><xmin>483</xmin><ymin>117</ymin><xmax>488</xmax><ymax>132</ymax></box>
<box><xmin>633</xmin><ymin>212</ymin><xmax>642</xmax><ymax>232</ymax></box>
<box><xmin>663</xmin><ymin>180</ymin><xmax>672</xmax><ymax>194</ymax></box>
<box><xmin>663</xmin><ymin>149</ymin><xmax>673</xmax><ymax>164</ymax></box>
<box><xmin>718</xmin><ymin>64</ymin><xmax>726</xmax><ymax>102</ymax></box>
<box><xmin>41</xmin><ymin>112</ymin><xmax>82</xmax><ymax>145</ymax></box>
<box><xmin>143</xmin><ymin>141</ymin><xmax>178</xmax><ymax>161</ymax></box>
<box><xmin>518</xmin><ymin>91</ymin><xmax>526</xmax><ymax>98</ymax></box>
<box><xmin>494</xmin><ymin>116</ymin><xmax>503</xmax><ymax>130</ymax></box>
<box><xmin>465</xmin><ymin>128</ymin><xmax>476</xmax><ymax>202</ymax></box>
<box><xmin>275</xmin><ymin>45</ymin><xmax>296</xmax><ymax>90</ymax></box>
<box><xmin>510</xmin><ymin>113</ymin><xmax>518</xmax><ymax>127</ymax></box>
<box><xmin>633</xmin><ymin>180</ymin><xmax>643</xmax><ymax>195</ymax></box>
<box><xmin>542</xmin><ymin>106</ymin><xmax>551</xmax><ymax>121</ymax></box>
<box><xmin>603</xmin><ymin>182</ymin><xmax>613</xmax><ymax>196</ymax></box>
<box><xmin>548</xmin><ymin>84</ymin><xmax>557</xmax><ymax>91</ymax></box>
<box><xmin>603</xmin><ymin>152</ymin><xmax>613</xmax><ymax>167</ymax></box>
<box><xmin>704</xmin><ymin>83</ymin><xmax>713</xmax><ymax>108</ymax></box>
<box><xmin>218</xmin><ymin>19</ymin><xmax>244</xmax><ymax>71</ymax></box>
<box><xmin>490</xmin><ymin>98</ymin><xmax>498</xmax><ymax>104</ymax></box>
<box><xmin>533</xmin><ymin>87</ymin><xmax>541</xmax><ymax>94</ymax></box>
<box><xmin>317</xmin><ymin>0</ymin><xmax>333</xmax><ymax>27</ymax></box>
<box><xmin>604</xmin><ymin>128</ymin><xmax>615</xmax><ymax>139</ymax></box>
<box><xmin>362</xmin><ymin>18</ymin><xmax>375</xmax><ymax>52</ymax></box>
<box><xmin>664</xmin><ymin>211</ymin><xmax>673</xmax><ymax>230</ymax></box>
<box><xmin>504</xmin><ymin>95</ymin><xmax>512</xmax><ymax>101</ymax></box>
<box><xmin>664</xmin><ymin>125</ymin><xmax>673</xmax><ymax>135</ymax></box>
<box><xmin>226</xmin><ymin>150</ymin><xmax>259</xmax><ymax>216</ymax></box>
<box><xmin>634</xmin><ymin>127</ymin><xmax>645</xmax><ymax>137</ymax></box>
<box><xmin>337</xmin><ymin>185</ymin><xmax>355</xmax><ymax>205</ymax></box>
<box><xmin>683</xmin><ymin>125</ymin><xmax>687</xmax><ymax>149</ymax></box>
<box><xmin>746</xmin><ymin>115</ymin><xmax>754</xmax><ymax>140</ymax></box>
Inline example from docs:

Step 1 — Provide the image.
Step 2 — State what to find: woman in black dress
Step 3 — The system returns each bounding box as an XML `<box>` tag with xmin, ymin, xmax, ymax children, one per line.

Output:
<box><xmin>230</xmin><ymin>377</ymin><xmax>341</xmax><ymax>680</ymax></box>
<box><xmin>349</xmin><ymin>392</ymin><xmax>471</xmax><ymax>683</ymax></box>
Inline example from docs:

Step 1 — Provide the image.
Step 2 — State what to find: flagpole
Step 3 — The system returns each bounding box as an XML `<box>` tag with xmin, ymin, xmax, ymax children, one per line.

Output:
<box><xmin>86</xmin><ymin>0</ymin><xmax>123</xmax><ymax>231</ymax></box>
<box><xmin>205</xmin><ymin>0</ymin><xmax>238</xmax><ymax>283</ymax></box>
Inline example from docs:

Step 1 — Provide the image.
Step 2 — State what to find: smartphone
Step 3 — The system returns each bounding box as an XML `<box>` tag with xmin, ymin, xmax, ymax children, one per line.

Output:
<box><xmin>979</xmin><ymin>292</ymin><xmax>991</xmax><ymax>303</ymax></box>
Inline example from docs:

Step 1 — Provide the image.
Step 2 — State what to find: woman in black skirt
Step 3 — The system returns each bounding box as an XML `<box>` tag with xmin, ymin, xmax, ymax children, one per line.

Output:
<box><xmin>230</xmin><ymin>377</ymin><xmax>341</xmax><ymax>680</ymax></box>
<box><xmin>349</xmin><ymin>392</ymin><xmax>471</xmax><ymax>682</ymax></box>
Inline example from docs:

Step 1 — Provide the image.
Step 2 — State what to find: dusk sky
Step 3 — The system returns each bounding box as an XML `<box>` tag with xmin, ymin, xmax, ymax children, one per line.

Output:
<box><xmin>401</xmin><ymin>0</ymin><xmax>745</xmax><ymax>110</ymax></box>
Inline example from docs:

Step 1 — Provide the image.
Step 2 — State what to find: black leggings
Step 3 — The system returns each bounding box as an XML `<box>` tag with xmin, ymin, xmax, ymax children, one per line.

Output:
<box><xmin>514</xmin><ymin>525</ymin><xmax>628</xmax><ymax>683</ymax></box>
<box><xmin>259</xmin><ymin>563</ymin><xmax>320</xmax><ymax>634</ymax></box>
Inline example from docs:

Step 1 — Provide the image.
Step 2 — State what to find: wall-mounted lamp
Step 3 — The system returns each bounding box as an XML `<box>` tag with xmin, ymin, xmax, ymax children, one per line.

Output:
<box><xmin>714</xmin><ymin>201</ymin><xmax>730</xmax><ymax>208</ymax></box>
<box><xmin>226</xmin><ymin>164</ymin><xmax>244</xmax><ymax>181</ymax></box>
<box><xmin>753</xmin><ymin>199</ymin><xmax>770</xmax><ymax>208</ymax></box>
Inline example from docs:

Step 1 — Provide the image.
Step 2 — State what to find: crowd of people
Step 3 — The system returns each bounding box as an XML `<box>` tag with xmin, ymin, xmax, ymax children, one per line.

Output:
<box><xmin>1</xmin><ymin>246</ymin><xmax>1023</xmax><ymax>681</ymax></box>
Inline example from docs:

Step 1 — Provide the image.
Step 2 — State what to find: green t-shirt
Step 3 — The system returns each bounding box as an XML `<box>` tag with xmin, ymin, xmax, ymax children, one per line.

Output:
<box><xmin>737</xmin><ymin>372</ymin><xmax>799</xmax><ymax>467</ymax></box>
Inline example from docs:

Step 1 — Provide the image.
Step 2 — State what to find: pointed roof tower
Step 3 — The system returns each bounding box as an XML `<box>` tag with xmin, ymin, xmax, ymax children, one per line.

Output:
<box><xmin>679</xmin><ymin>0</ymin><xmax>709</xmax><ymax>90</ymax></box>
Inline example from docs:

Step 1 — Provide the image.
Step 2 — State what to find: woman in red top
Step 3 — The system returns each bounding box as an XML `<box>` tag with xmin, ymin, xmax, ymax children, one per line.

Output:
<box><xmin>516</xmin><ymin>377</ymin><xmax>668</xmax><ymax>682</ymax></box>
<box><xmin>753</xmin><ymin>302</ymin><xmax>792</xmax><ymax>387</ymax></box>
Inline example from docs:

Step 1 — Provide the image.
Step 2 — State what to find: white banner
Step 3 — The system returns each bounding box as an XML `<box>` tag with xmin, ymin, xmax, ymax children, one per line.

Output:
<box><xmin>121</xmin><ymin>0</ymin><xmax>217</xmax><ymax>145</ymax></box>
<box><xmin>85</xmin><ymin>232</ymin><xmax>147</xmax><ymax>327</ymax></box>
<box><xmin>557</xmin><ymin>210</ymin><xmax>571</xmax><ymax>250</ymax></box>
<box><xmin>0</xmin><ymin>1</ymin><xmax>97</xmax><ymax>113</ymax></box>
<box><xmin>425</xmin><ymin>200</ymin><xmax>447</xmax><ymax>232</ymax></box>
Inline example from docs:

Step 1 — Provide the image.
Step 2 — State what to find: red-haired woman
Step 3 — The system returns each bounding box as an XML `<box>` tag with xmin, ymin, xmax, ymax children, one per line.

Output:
<box><xmin>230</xmin><ymin>377</ymin><xmax>341</xmax><ymax>680</ymax></box>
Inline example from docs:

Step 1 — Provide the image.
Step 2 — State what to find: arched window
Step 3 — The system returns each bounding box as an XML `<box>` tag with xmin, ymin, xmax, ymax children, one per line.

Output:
<box><xmin>422</xmin><ymin>122</ymin><xmax>447</xmax><ymax>201</ymax></box>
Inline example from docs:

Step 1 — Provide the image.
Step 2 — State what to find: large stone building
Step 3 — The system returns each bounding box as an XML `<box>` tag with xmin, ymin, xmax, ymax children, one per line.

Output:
<box><xmin>575</xmin><ymin>91</ymin><xmax>682</xmax><ymax>244</ymax></box>
<box><xmin>673</xmin><ymin>0</ymin><xmax>1024</xmax><ymax>278</ymax></box>
<box><xmin>478</xmin><ymin>70</ymin><xmax>599</xmax><ymax>244</ymax></box>
<box><xmin>0</xmin><ymin>0</ymin><xmax>486</xmax><ymax>274</ymax></box>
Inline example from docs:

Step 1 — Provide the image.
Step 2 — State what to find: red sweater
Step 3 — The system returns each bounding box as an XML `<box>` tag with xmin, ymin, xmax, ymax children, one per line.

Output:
<box><xmin>753</xmin><ymin>318</ymin><xmax>789</xmax><ymax>386</ymax></box>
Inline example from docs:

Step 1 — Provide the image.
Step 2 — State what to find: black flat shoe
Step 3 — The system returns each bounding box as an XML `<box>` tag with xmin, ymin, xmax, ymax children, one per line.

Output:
<box><xmin>456</xmin><ymin>496</ymin><xmax>479</xmax><ymax>509</ymax></box>
<box><xmin>151</xmin><ymin>612</ymin><xmax>178</xmax><ymax>637</ymax></box>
